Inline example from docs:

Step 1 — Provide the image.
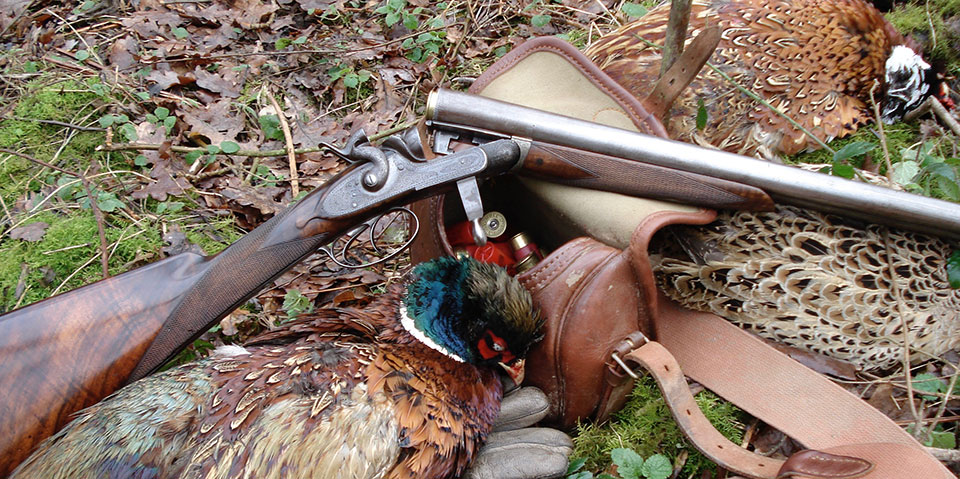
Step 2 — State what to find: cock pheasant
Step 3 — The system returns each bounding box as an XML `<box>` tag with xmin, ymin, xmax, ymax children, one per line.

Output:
<box><xmin>586</xmin><ymin>0</ymin><xmax>935</xmax><ymax>158</ymax></box>
<box><xmin>652</xmin><ymin>204</ymin><xmax>960</xmax><ymax>371</ymax></box>
<box><xmin>11</xmin><ymin>257</ymin><xmax>543</xmax><ymax>479</ymax></box>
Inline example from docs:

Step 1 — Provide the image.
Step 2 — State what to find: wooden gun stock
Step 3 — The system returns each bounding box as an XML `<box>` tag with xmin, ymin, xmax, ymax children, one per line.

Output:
<box><xmin>519</xmin><ymin>141</ymin><xmax>774</xmax><ymax>211</ymax></box>
<box><xmin>0</xmin><ymin>189</ymin><xmax>351</xmax><ymax>475</ymax></box>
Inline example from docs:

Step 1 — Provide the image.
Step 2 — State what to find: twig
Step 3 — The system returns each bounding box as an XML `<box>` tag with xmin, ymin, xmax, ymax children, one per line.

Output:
<box><xmin>98</xmin><ymin>142</ymin><xmax>325</xmax><ymax>157</ymax></box>
<box><xmin>14</xmin><ymin>263</ymin><xmax>29</xmax><ymax>306</ymax></box>
<box><xmin>904</xmin><ymin>96</ymin><xmax>960</xmax><ymax>138</ymax></box>
<box><xmin>265</xmin><ymin>86</ymin><xmax>300</xmax><ymax>197</ymax></box>
<box><xmin>79</xmin><ymin>168</ymin><xmax>110</xmax><ymax>278</ymax></box>
<box><xmin>928</xmin><ymin>447</ymin><xmax>960</xmax><ymax>466</ymax></box>
<box><xmin>0</xmin><ymin>193</ymin><xmax>12</xmax><ymax>228</ymax></box>
<box><xmin>1</xmin><ymin>116</ymin><xmax>105</xmax><ymax>132</ymax></box>
<box><xmin>660</xmin><ymin>0</ymin><xmax>692</xmax><ymax>76</ymax></box>
<box><xmin>51</xmin><ymin>229</ymin><xmax>146</xmax><ymax>296</ymax></box>
<box><xmin>43</xmin><ymin>243</ymin><xmax>91</xmax><ymax>255</ymax></box>
<box><xmin>882</xmin><ymin>227</ymin><xmax>923</xmax><ymax>437</ymax></box>
<box><xmin>925</xmin><ymin>1</ymin><xmax>937</xmax><ymax>52</ymax></box>
<box><xmin>926</xmin><ymin>364</ymin><xmax>959</xmax><ymax>445</ymax></box>
<box><xmin>869</xmin><ymin>80</ymin><xmax>893</xmax><ymax>179</ymax></box>
<box><xmin>0</xmin><ymin>148</ymin><xmax>75</xmax><ymax>176</ymax></box>
<box><xmin>369</xmin><ymin>120</ymin><xmax>418</xmax><ymax>142</ymax></box>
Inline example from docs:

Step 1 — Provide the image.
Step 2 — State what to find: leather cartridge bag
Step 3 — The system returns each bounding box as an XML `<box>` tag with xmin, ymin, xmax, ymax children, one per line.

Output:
<box><xmin>410</xmin><ymin>37</ymin><xmax>955</xmax><ymax>478</ymax></box>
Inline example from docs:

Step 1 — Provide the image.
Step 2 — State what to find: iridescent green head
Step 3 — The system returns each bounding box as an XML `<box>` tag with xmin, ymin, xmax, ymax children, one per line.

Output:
<box><xmin>401</xmin><ymin>257</ymin><xmax>542</xmax><ymax>371</ymax></box>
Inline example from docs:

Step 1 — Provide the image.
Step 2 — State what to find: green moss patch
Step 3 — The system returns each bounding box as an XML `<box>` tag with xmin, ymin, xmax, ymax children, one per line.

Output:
<box><xmin>572</xmin><ymin>376</ymin><xmax>746</xmax><ymax>477</ymax></box>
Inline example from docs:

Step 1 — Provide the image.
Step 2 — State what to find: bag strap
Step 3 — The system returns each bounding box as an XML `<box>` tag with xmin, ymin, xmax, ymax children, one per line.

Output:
<box><xmin>619</xmin><ymin>214</ymin><xmax>953</xmax><ymax>478</ymax></box>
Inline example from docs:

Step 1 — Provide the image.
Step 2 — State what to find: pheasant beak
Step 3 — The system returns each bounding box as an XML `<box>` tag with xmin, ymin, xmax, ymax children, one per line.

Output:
<box><xmin>499</xmin><ymin>359</ymin><xmax>525</xmax><ymax>386</ymax></box>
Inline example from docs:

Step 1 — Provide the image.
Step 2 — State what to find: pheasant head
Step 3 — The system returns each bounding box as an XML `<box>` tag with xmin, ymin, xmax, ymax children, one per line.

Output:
<box><xmin>881</xmin><ymin>45</ymin><xmax>933</xmax><ymax>123</ymax></box>
<box><xmin>402</xmin><ymin>256</ymin><xmax>543</xmax><ymax>384</ymax></box>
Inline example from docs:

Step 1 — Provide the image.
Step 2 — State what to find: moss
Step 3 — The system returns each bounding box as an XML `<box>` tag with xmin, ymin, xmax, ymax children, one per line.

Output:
<box><xmin>572</xmin><ymin>376</ymin><xmax>746</xmax><ymax>477</ymax></box>
<box><xmin>0</xmin><ymin>210</ymin><xmax>163</xmax><ymax>312</ymax></box>
<box><xmin>788</xmin><ymin>122</ymin><xmax>920</xmax><ymax>174</ymax></box>
<box><xmin>0</xmin><ymin>79</ymin><xmax>113</xmax><ymax>204</ymax></box>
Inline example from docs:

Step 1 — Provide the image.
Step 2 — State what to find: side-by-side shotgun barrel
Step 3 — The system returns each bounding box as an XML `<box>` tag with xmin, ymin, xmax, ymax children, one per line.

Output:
<box><xmin>426</xmin><ymin>88</ymin><xmax>960</xmax><ymax>239</ymax></box>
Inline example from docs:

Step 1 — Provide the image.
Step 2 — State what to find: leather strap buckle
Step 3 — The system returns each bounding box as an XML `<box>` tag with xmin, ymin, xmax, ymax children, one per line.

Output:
<box><xmin>608</xmin><ymin>331</ymin><xmax>650</xmax><ymax>379</ymax></box>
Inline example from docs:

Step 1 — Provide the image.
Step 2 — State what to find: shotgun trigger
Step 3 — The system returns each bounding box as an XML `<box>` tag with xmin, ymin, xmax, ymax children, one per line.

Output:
<box><xmin>456</xmin><ymin>176</ymin><xmax>486</xmax><ymax>245</ymax></box>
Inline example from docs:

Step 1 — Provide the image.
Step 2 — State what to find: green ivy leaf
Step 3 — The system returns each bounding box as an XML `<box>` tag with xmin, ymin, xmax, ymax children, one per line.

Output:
<box><xmin>891</xmin><ymin>160</ymin><xmax>921</xmax><ymax>186</ymax></box>
<box><xmin>936</xmin><ymin>176</ymin><xmax>960</xmax><ymax>201</ymax></box>
<box><xmin>696</xmin><ymin>98</ymin><xmax>707</xmax><ymax>131</ymax></box>
<box><xmin>292</xmin><ymin>36</ymin><xmax>308</xmax><ymax>45</ymax></box>
<box><xmin>136</xmin><ymin>91</ymin><xmax>151</xmax><ymax>101</ymax></box>
<box><xmin>119</xmin><ymin>123</ymin><xmax>138</xmax><ymax>142</ymax></box>
<box><xmin>832</xmin><ymin>141</ymin><xmax>876</xmax><ymax>163</ymax></box>
<box><xmin>913</xmin><ymin>373</ymin><xmax>944</xmax><ymax>401</ymax></box>
<box><xmin>163</xmin><ymin>116</ymin><xmax>176</xmax><ymax>133</ymax></box>
<box><xmin>96</xmin><ymin>192</ymin><xmax>125</xmax><ymax>212</ymax></box>
<box><xmin>134</xmin><ymin>154</ymin><xmax>149</xmax><ymax>167</ymax></box>
<box><xmin>385</xmin><ymin>11</ymin><xmax>400</xmax><ymax>26</ymax></box>
<box><xmin>145</xmin><ymin>113</ymin><xmax>159</xmax><ymax>124</ymax></box>
<box><xmin>172</xmin><ymin>26</ymin><xmax>189</xmax><ymax>39</ymax></box>
<box><xmin>610</xmin><ymin>448</ymin><xmax>644</xmax><ymax>479</ymax></box>
<box><xmin>343</xmin><ymin>72</ymin><xmax>360</xmax><ymax>88</ymax></box>
<box><xmin>75</xmin><ymin>50</ymin><xmax>90</xmax><ymax>61</ymax></box>
<box><xmin>259</xmin><ymin>114</ymin><xmax>284</xmax><ymax>141</ymax></box>
<box><xmin>927</xmin><ymin>430</ymin><xmax>956</xmax><ymax>449</ymax></box>
<box><xmin>830</xmin><ymin>161</ymin><xmax>855</xmax><ymax>179</ymax></box>
<box><xmin>275</xmin><ymin>38</ymin><xmax>292</xmax><ymax>50</ymax></box>
<box><xmin>640</xmin><ymin>454</ymin><xmax>672</xmax><ymax>479</ymax></box>
<box><xmin>621</xmin><ymin>2</ymin><xmax>649</xmax><ymax>17</ymax></box>
<box><xmin>282</xmin><ymin>289</ymin><xmax>314</xmax><ymax>319</ymax></box>
<box><xmin>531</xmin><ymin>14</ymin><xmax>552</xmax><ymax>27</ymax></box>
<box><xmin>220</xmin><ymin>141</ymin><xmax>240</xmax><ymax>154</ymax></box>
<box><xmin>98</xmin><ymin>115</ymin><xmax>116</xmax><ymax>128</ymax></box>
<box><xmin>948</xmin><ymin>250</ymin><xmax>960</xmax><ymax>289</ymax></box>
<box><xmin>403</xmin><ymin>13</ymin><xmax>419</xmax><ymax>30</ymax></box>
<box><xmin>206</xmin><ymin>144</ymin><xmax>221</xmax><ymax>154</ymax></box>
<box><xmin>566</xmin><ymin>457</ymin><xmax>588</xmax><ymax>475</ymax></box>
<box><xmin>184</xmin><ymin>150</ymin><xmax>203</xmax><ymax>164</ymax></box>
<box><xmin>154</xmin><ymin>107</ymin><xmax>170</xmax><ymax>120</ymax></box>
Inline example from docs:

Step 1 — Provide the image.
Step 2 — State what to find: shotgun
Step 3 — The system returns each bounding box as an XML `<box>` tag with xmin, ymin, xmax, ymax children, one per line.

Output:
<box><xmin>0</xmin><ymin>117</ymin><xmax>773</xmax><ymax>474</ymax></box>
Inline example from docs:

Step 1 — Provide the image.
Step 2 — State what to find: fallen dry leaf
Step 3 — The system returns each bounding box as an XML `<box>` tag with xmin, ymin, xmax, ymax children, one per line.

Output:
<box><xmin>8</xmin><ymin>221</ymin><xmax>49</xmax><ymax>242</ymax></box>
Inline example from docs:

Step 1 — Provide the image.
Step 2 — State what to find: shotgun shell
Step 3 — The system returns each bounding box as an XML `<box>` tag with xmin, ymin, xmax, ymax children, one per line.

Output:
<box><xmin>480</xmin><ymin>211</ymin><xmax>507</xmax><ymax>239</ymax></box>
<box><xmin>509</xmin><ymin>232</ymin><xmax>542</xmax><ymax>261</ymax></box>
<box><xmin>446</xmin><ymin>220</ymin><xmax>477</xmax><ymax>246</ymax></box>
<box><xmin>514</xmin><ymin>254</ymin><xmax>539</xmax><ymax>273</ymax></box>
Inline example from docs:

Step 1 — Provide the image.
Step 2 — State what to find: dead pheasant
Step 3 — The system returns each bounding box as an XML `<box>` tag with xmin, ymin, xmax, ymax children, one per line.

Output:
<box><xmin>652</xmin><ymin>204</ymin><xmax>960</xmax><ymax>371</ymax></box>
<box><xmin>587</xmin><ymin>0</ymin><xmax>935</xmax><ymax>158</ymax></box>
<box><xmin>11</xmin><ymin>257</ymin><xmax>543</xmax><ymax>479</ymax></box>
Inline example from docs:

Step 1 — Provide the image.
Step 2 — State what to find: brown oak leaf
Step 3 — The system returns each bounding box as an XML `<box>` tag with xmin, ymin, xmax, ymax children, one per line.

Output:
<box><xmin>9</xmin><ymin>222</ymin><xmax>49</xmax><ymax>242</ymax></box>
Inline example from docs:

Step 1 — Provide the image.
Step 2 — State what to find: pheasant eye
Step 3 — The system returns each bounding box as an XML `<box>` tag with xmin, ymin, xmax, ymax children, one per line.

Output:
<box><xmin>477</xmin><ymin>330</ymin><xmax>511</xmax><ymax>361</ymax></box>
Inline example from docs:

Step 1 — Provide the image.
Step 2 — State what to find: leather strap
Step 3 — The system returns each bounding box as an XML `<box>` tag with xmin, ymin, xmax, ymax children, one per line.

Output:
<box><xmin>624</xmin><ymin>342</ymin><xmax>786</xmax><ymax>478</ymax></box>
<box><xmin>643</xmin><ymin>25</ymin><xmax>721</xmax><ymax>119</ymax></box>
<box><xmin>633</xmin><ymin>295</ymin><xmax>954</xmax><ymax>478</ymax></box>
